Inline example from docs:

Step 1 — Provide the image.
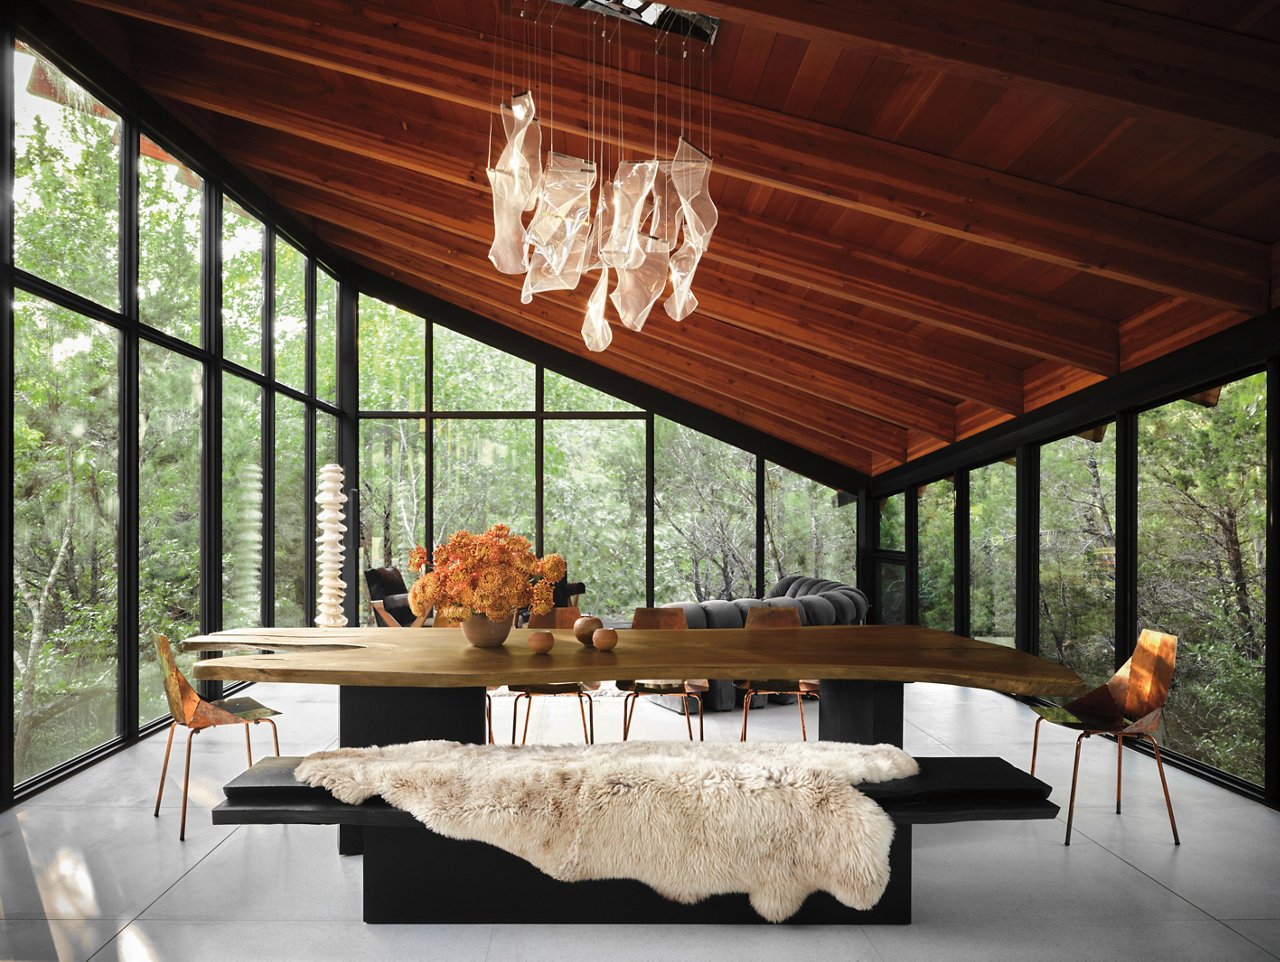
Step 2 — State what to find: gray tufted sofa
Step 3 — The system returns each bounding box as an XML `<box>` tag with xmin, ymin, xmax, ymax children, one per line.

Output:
<box><xmin>661</xmin><ymin>575</ymin><xmax>869</xmax><ymax>711</ymax></box>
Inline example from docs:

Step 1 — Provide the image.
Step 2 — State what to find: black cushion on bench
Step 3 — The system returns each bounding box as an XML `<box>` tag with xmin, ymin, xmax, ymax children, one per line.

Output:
<box><xmin>214</xmin><ymin>754</ymin><xmax>1058</xmax><ymax>828</ymax></box>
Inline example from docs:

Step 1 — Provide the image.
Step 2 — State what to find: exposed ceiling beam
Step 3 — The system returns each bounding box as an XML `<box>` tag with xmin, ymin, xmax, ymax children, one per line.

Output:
<box><xmin>690</xmin><ymin>0</ymin><xmax>1280</xmax><ymax>153</ymax></box>
<box><xmin>92</xmin><ymin>0</ymin><xmax>1271</xmax><ymax>310</ymax></box>
<box><xmin>214</xmin><ymin>120</ymin><xmax>1081</xmax><ymax>387</ymax></box>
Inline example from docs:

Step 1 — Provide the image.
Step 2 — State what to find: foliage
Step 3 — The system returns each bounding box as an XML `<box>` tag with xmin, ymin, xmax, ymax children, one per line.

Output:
<box><xmin>917</xmin><ymin>480</ymin><xmax>955</xmax><ymax>631</ymax></box>
<box><xmin>408</xmin><ymin>525</ymin><xmax>565</xmax><ymax>620</ymax></box>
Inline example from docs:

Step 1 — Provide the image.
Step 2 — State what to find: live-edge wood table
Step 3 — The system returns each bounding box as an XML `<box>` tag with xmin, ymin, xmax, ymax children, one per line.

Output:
<box><xmin>185</xmin><ymin>624</ymin><xmax>1085</xmax><ymax>924</ymax></box>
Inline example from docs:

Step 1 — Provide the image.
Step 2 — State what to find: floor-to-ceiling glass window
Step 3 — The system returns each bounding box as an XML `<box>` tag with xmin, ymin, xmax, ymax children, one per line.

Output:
<box><xmin>1138</xmin><ymin>375</ymin><xmax>1266</xmax><ymax>785</ymax></box>
<box><xmin>654</xmin><ymin>418</ymin><xmax>757</xmax><ymax>602</ymax></box>
<box><xmin>970</xmin><ymin>459</ymin><xmax>1017</xmax><ymax>647</ymax></box>
<box><xmin>11</xmin><ymin>294</ymin><xmax>121</xmax><ymax>784</ymax></box>
<box><xmin>137</xmin><ymin>134</ymin><xmax>202</xmax><ymax>345</ymax></box>
<box><xmin>917</xmin><ymin>478</ymin><xmax>955</xmax><ymax>632</ymax></box>
<box><xmin>137</xmin><ymin>345</ymin><xmax>203</xmax><ymax>723</ymax></box>
<box><xmin>1039</xmin><ymin>425</ymin><xmax>1117</xmax><ymax>688</ymax></box>
<box><xmin>221</xmin><ymin>197</ymin><xmax>264</xmax><ymax>372</ymax></box>
<box><xmin>541</xmin><ymin>373</ymin><xmax>646</xmax><ymax>621</ymax></box>
<box><xmin>762</xmin><ymin>464</ymin><xmax>857</xmax><ymax>590</ymax></box>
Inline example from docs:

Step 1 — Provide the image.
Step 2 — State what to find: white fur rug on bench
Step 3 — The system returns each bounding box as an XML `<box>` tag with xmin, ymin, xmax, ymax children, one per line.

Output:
<box><xmin>296</xmin><ymin>739</ymin><xmax>917</xmax><ymax>921</ymax></box>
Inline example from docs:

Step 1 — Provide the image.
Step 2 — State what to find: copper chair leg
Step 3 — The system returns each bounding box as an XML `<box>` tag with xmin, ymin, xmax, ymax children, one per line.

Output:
<box><xmin>516</xmin><ymin>693</ymin><xmax>534</xmax><ymax>746</ymax></box>
<box><xmin>1142</xmin><ymin>733</ymin><xmax>1181</xmax><ymax>845</ymax></box>
<box><xmin>511</xmin><ymin>693</ymin><xmax>523</xmax><ymax>744</ymax></box>
<box><xmin>1115</xmin><ymin>734</ymin><xmax>1124</xmax><ymax>814</ymax></box>
<box><xmin>682</xmin><ymin>693</ymin><xmax>694</xmax><ymax>741</ymax></box>
<box><xmin>796</xmin><ymin>692</ymin><xmax>808</xmax><ymax>741</ymax></box>
<box><xmin>1064</xmin><ymin>732</ymin><xmax>1089</xmax><ymax>846</ymax></box>
<box><xmin>586</xmin><ymin>694</ymin><xmax>595</xmax><ymax>745</ymax></box>
<box><xmin>486</xmin><ymin>693</ymin><xmax>494</xmax><ymax>745</ymax></box>
<box><xmin>694</xmin><ymin>694</ymin><xmax>704</xmax><ymax>742</ymax></box>
<box><xmin>257</xmin><ymin>718</ymin><xmax>281</xmax><ymax>756</ymax></box>
<box><xmin>1031</xmin><ymin>716</ymin><xmax>1044</xmax><ymax>775</ymax></box>
<box><xmin>180</xmin><ymin>728</ymin><xmax>198</xmax><ymax>841</ymax></box>
<box><xmin>154</xmin><ymin>721</ymin><xmax>177</xmax><ymax>817</ymax></box>
<box><xmin>622</xmin><ymin>692</ymin><xmax>637</xmax><ymax>741</ymax></box>
<box><xmin>243</xmin><ymin>722</ymin><xmax>253</xmax><ymax>767</ymax></box>
<box><xmin>739</xmin><ymin>689</ymin><xmax>753</xmax><ymax>742</ymax></box>
<box><xmin>576</xmin><ymin>693</ymin><xmax>591</xmax><ymax>745</ymax></box>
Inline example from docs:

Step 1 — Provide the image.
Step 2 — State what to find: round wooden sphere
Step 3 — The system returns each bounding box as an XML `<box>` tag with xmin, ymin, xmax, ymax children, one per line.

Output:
<box><xmin>573</xmin><ymin>616</ymin><xmax>604</xmax><ymax>646</ymax></box>
<box><xmin>528</xmin><ymin>630</ymin><xmax>554</xmax><ymax>654</ymax></box>
<box><xmin>592</xmin><ymin>628</ymin><xmax>618</xmax><ymax>651</ymax></box>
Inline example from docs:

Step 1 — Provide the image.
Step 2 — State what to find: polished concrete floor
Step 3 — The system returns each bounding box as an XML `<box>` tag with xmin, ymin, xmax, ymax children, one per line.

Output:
<box><xmin>2</xmin><ymin>682</ymin><xmax>1278</xmax><ymax>961</ymax></box>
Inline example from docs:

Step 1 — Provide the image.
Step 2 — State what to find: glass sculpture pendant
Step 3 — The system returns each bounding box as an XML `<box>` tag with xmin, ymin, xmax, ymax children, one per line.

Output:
<box><xmin>486</xmin><ymin>92</ymin><xmax>542</xmax><ymax>274</ymax></box>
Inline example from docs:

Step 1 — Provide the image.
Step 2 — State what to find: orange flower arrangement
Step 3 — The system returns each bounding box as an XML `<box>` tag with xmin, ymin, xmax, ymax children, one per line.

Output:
<box><xmin>408</xmin><ymin>524</ymin><xmax>566</xmax><ymax>622</ymax></box>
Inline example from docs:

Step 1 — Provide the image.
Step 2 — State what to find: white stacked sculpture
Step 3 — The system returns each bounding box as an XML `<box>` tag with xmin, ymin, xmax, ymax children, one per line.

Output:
<box><xmin>315</xmin><ymin>463</ymin><xmax>348</xmax><ymax>628</ymax></box>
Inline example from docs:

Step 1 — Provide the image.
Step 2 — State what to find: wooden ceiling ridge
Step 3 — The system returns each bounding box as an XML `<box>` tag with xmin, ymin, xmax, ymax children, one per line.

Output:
<box><xmin>690</xmin><ymin>0</ymin><xmax>1280</xmax><ymax>152</ymax></box>
<box><xmin>212</xmin><ymin>118</ymin><xmax>1103</xmax><ymax>381</ymax></box>
<box><xmin>94</xmin><ymin>0</ymin><xmax>1270</xmax><ymax>311</ymax></box>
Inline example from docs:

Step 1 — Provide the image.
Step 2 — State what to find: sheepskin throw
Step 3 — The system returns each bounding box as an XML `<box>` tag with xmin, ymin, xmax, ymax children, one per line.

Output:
<box><xmin>296</xmin><ymin>739</ymin><xmax>918</xmax><ymax>921</ymax></box>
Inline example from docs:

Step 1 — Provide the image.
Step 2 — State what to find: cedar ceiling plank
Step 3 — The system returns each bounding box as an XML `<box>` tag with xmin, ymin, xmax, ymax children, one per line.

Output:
<box><xmin>185</xmin><ymin>73</ymin><xmax>1121</xmax><ymax>376</ymax></box>
<box><xmin>338</xmin><ymin>237</ymin><xmax>881</xmax><ymax>473</ymax></box>
<box><xmin>219</xmin><ymin>128</ymin><xmax>1020</xmax><ymax>413</ymax></box>
<box><xmin>274</xmin><ymin>184</ymin><xmax>912</xmax><ymax>459</ymax></box>
<box><xmin>86</xmin><ymin>0</ymin><xmax>1271</xmax><ymax>309</ymax></box>
<box><xmin>684</xmin><ymin>0</ymin><xmax>1280</xmax><ymax>151</ymax></box>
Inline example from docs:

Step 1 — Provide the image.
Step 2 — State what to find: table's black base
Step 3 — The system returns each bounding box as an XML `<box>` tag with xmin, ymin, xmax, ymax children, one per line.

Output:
<box><xmin>339</xmin><ymin>686</ymin><xmax>486</xmax><ymax>854</ymax></box>
<box><xmin>363</xmin><ymin>823</ymin><xmax>911</xmax><ymax>924</ymax></box>
<box><xmin>340</xmin><ymin>679</ymin><xmax>914</xmax><ymax>923</ymax></box>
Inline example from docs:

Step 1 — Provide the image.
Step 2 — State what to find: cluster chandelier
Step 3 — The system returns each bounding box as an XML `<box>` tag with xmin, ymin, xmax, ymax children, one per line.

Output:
<box><xmin>486</xmin><ymin>1</ymin><xmax>718</xmax><ymax>352</ymax></box>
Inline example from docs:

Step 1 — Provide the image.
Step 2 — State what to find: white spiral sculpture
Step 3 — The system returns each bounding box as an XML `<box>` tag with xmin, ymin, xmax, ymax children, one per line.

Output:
<box><xmin>315</xmin><ymin>463</ymin><xmax>348</xmax><ymax>628</ymax></box>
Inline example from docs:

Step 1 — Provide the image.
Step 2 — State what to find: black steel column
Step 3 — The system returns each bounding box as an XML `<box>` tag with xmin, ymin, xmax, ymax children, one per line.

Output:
<box><xmin>1115</xmin><ymin>411</ymin><xmax>1139</xmax><ymax>668</ymax></box>
<box><xmin>337</xmin><ymin>283</ymin><xmax>361</xmax><ymax>626</ymax></box>
<box><xmin>424</xmin><ymin>319</ymin><xmax>433</xmax><ymax>547</ymax></box>
<box><xmin>535</xmin><ymin>366</ymin><xmax>544</xmax><ymax>556</ymax></box>
<box><xmin>303</xmin><ymin>260</ymin><xmax>317</xmax><ymax>627</ymax></box>
<box><xmin>1267</xmin><ymin>357</ymin><xmax>1278</xmax><ymax>809</ymax></box>
<box><xmin>261</xmin><ymin>226</ymin><xmax>275</xmax><ymax>627</ymax></box>
<box><xmin>856</xmin><ymin>491</ymin><xmax>875</xmax><ymax>619</ymax></box>
<box><xmin>954</xmin><ymin>470</ymin><xmax>971</xmax><ymax>638</ymax></box>
<box><xmin>755</xmin><ymin>457</ymin><xmax>766</xmax><ymax>598</ymax></box>
<box><xmin>645</xmin><ymin>413</ymin><xmax>655</xmax><ymax>607</ymax></box>
<box><xmin>118</xmin><ymin>118</ymin><xmax>140</xmax><ymax>737</ymax></box>
<box><xmin>200</xmin><ymin>185</ymin><xmax>223</xmax><ymax>700</ymax></box>
<box><xmin>1</xmin><ymin>17</ymin><xmax>16</xmax><ymax>806</ymax></box>
<box><xmin>1015</xmin><ymin>444</ymin><xmax>1039</xmax><ymax>655</ymax></box>
<box><xmin>905</xmin><ymin>486</ymin><xmax>919</xmax><ymax>625</ymax></box>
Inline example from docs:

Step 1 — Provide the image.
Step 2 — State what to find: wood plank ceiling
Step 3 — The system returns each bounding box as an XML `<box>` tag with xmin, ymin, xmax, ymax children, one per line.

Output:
<box><xmin>47</xmin><ymin>0</ymin><xmax>1280</xmax><ymax>476</ymax></box>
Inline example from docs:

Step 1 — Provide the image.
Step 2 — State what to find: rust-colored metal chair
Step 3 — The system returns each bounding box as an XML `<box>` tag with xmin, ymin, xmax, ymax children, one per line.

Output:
<box><xmin>1030</xmin><ymin>628</ymin><xmax>1180</xmax><ymax>846</ymax></box>
<box><xmin>509</xmin><ymin>607</ymin><xmax>597</xmax><ymax>745</ymax></box>
<box><xmin>735</xmin><ymin>606</ymin><xmax>816</xmax><ymax>741</ymax></box>
<box><xmin>618</xmin><ymin>607</ymin><xmax>706</xmax><ymax>741</ymax></box>
<box><xmin>152</xmin><ymin>635</ymin><xmax>281</xmax><ymax>840</ymax></box>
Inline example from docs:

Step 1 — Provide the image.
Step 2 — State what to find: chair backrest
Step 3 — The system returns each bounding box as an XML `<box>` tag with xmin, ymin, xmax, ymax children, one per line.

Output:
<box><xmin>528</xmin><ymin>606</ymin><xmax>581</xmax><ymax>629</ymax></box>
<box><xmin>744</xmin><ymin>606</ymin><xmax>802</xmax><ymax>629</ymax></box>
<box><xmin>155</xmin><ymin>635</ymin><xmax>201</xmax><ymax>726</ymax></box>
<box><xmin>364</xmin><ymin>567</ymin><xmax>408</xmax><ymax>601</ymax></box>
<box><xmin>1115</xmin><ymin>628</ymin><xmax>1177</xmax><ymax>719</ymax></box>
<box><xmin>631</xmin><ymin>607</ymin><xmax>688</xmax><ymax>630</ymax></box>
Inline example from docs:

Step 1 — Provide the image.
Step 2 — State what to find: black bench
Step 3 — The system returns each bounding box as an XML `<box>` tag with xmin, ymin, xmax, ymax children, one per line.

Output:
<box><xmin>214</xmin><ymin>754</ymin><xmax>1057</xmax><ymax>925</ymax></box>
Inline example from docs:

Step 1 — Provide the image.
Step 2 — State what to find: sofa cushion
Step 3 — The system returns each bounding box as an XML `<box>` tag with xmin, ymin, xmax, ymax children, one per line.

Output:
<box><xmin>664</xmin><ymin>602</ymin><xmax>708</xmax><ymax>630</ymax></box>
<box><xmin>702</xmin><ymin>599</ymin><xmax>746</xmax><ymax>628</ymax></box>
<box><xmin>796</xmin><ymin>595</ymin><xmax>838</xmax><ymax>625</ymax></box>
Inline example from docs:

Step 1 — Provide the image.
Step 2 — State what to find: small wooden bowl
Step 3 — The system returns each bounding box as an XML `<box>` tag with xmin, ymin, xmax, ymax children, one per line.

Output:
<box><xmin>592</xmin><ymin>628</ymin><xmax>618</xmax><ymax>651</ymax></box>
<box><xmin>528</xmin><ymin>630</ymin><xmax>554</xmax><ymax>654</ymax></box>
<box><xmin>573</xmin><ymin>616</ymin><xmax>603</xmax><ymax>646</ymax></box>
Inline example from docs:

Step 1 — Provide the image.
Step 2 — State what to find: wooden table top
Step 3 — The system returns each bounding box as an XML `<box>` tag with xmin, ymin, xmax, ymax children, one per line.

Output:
<box><xmin>185</xmin><ymin>625</ymin><xmax>1087</xmax><ymax>698</ymax></box>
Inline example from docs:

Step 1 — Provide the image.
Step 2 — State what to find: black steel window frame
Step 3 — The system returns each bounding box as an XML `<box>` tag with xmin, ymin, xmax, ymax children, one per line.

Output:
<box><xmin>879</xmin><ymin>334</ymin><xmax>1277</xmax><ymax>808</ymax></box>
<box><xmin>4</xmin><ymin>23</ymin><xmax>343</xmax><ymax>807</ymax></box>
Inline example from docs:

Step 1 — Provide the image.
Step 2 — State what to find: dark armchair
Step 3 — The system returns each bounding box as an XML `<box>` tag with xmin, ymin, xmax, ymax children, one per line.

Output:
<box><xmin>363</xmin><ymin>567</ymin><xmax>425</xmax><ymax>628</ymax></box>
